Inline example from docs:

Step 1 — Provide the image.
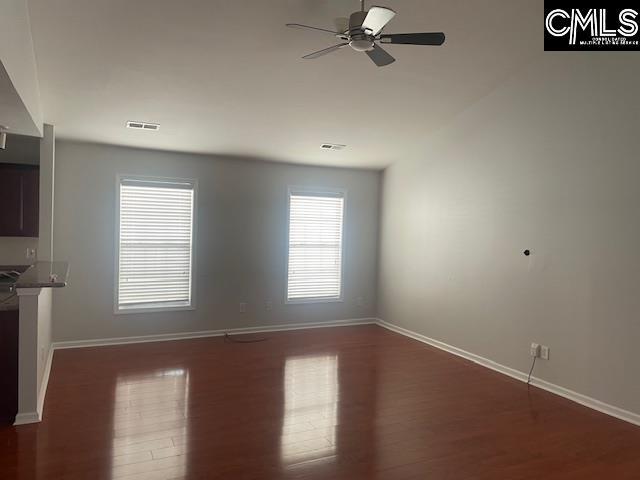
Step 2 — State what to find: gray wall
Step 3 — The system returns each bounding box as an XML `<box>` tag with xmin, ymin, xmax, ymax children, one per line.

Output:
<box><xmin>53</xmin><ymin>141</ymin><xmax>380</xmax><ymax>342</ymax></box>
<box><xmin>15</xmin><ymin>287</ymin><xmax>52</xmax><ymax>421</ymax></box>
<box><xmin>36</xmin><ymin>288</ymin><xmax>52</xmax><ymax>412</ymax></box>
<box><xmin>378</xmin><ymin>54</ymin><xmax>640</xmax><ymax>416</ymax></box>
<box><xmin>0</xmin><ymin>237</ymin><xmax>37</xmax><ymax>265</ymax></box>
<box><xmin>38</xmin><ymin>125</ymin><xmax>55</xmax><ymax>261</ymax></box>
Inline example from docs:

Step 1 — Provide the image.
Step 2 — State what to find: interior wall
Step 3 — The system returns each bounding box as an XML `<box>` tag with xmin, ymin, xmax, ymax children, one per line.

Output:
<box><xmin>15</xmin><ymin>287</ymin><xmax>52</xmax><ymax>422</ymax></box>
<box><xmin>36</xmin><ymin>288</ymin><xmax>52</xmax><ymax>410</ymax></box>
<box><xmin>38</xmin><ymin>125</ymin><xmax>55</xmax><ymax>261</ymax></box>
<box><xmin>52</xmin><ymin>141</ymin><xmax>380</xmax><ymax>342</ymax></box>
<box><xmin>0</xmin><ymin>237</ymin><xmax>38</xmax><ymax>265</ymax></box>
<box><xmin>378</xmin><ymin>53</ymin><xmax>640</xmax><ymax>416</ymax></box>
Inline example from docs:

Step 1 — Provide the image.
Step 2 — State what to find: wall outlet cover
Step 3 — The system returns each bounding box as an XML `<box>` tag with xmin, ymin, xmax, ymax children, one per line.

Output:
<box><xmin>541</xmin><ymin>345</ymin><xmax>550</xmax><ymax>360</ymax></box>
<box><xmin>530</xmin><ymin>343</ymin><xmax>541</xmax><ymax>358</ymax></box>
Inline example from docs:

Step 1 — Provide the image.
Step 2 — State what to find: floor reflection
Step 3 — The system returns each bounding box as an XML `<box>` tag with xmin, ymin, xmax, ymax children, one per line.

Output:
<box><xmin>280</xmin><ymin>355</ymin><xmax>339</xmax><ymax>468</ymax></box>
<box><xmin>110</xmin><ymin>368</ymin><xmax>190</xmax><ymax>479</ymax></box>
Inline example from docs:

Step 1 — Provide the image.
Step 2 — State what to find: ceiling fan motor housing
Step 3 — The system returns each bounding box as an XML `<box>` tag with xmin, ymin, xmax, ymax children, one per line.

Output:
<box><xmin>348</xmin><ymin>10</ymin><xmax>374</xmax><ymax>51</ymax></box>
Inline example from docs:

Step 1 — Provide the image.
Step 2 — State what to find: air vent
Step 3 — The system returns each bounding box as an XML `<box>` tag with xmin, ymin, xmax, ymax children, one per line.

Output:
<box><xmin>126</xmin><ymin>121</ymin><xmax>160</xmax><ymax>131</ymax></box>
<box><xmin>320</xmin><ymin>143</ymin><xmax>346</xmax><ymax>151</ymax></box>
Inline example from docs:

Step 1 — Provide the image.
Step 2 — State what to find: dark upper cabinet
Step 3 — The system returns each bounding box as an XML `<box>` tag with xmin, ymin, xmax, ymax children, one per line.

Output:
<box><xmin>20</xmin><ymin>167</ymin><xmax>40</xmax><ymax>237</ymax></box>
<box><xmin>0</xmin><ymin>164</ymin><xmax>39</xmax><ymax>237</ymax></box>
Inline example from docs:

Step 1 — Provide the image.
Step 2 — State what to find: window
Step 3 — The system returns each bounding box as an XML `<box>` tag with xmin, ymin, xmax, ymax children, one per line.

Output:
<box><xmin>116</xmin><ymin>177</ymin><xmax>195</xmax><ymax>313</ymax></box>
<box><xmin>286</xmin><ymin>189</ymin><xmax>345</xmax><ymax>303</ymax></box>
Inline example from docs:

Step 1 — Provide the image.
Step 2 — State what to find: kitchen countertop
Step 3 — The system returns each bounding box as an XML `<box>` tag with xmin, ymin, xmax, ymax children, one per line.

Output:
<box><xmin>15</xmin><ymin>261</ymin><xmax>69</xmax><ymax>289</ymax></box>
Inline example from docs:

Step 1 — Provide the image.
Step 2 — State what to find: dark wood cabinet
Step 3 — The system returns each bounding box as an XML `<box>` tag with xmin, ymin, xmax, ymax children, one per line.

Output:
<box><xmin>0</xmin><ymin>308</ymin><xmax>19</xmax><ymax>425</ymax></box>
<box><xmin>0</xmin><ymin>164</ymin><xmax>39</xmax><ymax>237</ymax></box>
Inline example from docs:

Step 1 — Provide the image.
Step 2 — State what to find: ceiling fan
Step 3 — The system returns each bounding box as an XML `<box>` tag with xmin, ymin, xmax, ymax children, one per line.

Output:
<box><xmin>286</xmin><ymin>1</ymin><xmax>445</xmax><ymax>67</ymax></box>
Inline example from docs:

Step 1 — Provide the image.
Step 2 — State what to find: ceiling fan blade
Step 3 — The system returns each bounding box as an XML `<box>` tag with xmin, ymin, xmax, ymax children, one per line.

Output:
<box><xmin>362</xmin><ymin>6</ymin><xmax>396</xmax><ymax>36</ymax></box>
<box><xmin>302</xmin><ymin>43</ymin><xmax>349</xmax><ymax>59</ymax></box>
<box><xmin>366</xmin><ymin>44</ymin><xmax>395</xmax><ymax>67</ymax></box>
<box><xmin>379</xmin><ymin>32</ymin><xmax>446</xmax><ymax>45</ymax></box>
<box><xmin>286</xmin><ymin>23</ymin><xmax>340</xmax><ymax>35</ymax></box>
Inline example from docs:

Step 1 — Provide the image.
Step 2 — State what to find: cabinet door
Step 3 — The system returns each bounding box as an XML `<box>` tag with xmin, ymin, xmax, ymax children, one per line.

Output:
<box><xmin>0</xmin><ymin>167</ymin><xmax>23</xmax><ymax>236</ymax></box>
<box><xmin>0</xmin><ymin>164</ymin><xmax>39</xmax><ymax>237</ymax></box>
<box><xmin>21</xmin><ymin>167</ymin><xmax>39</xmax><ymax>237</ymax></box>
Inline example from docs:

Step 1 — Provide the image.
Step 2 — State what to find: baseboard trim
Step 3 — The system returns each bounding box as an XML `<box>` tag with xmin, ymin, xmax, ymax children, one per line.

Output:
<box><xmin>13</xmin><ymin>345</ymin><xmax>54</xmax><ymax>427</ymax></box>
<box><xmin>376</xmin><ymin>319</ymin><xmax>640</xmax><ymax>427</ymax></box>
<box><xmin>528</xmin><ymin>376</ymin><xmax>640</xmax><ymax>427</ymax></box>
<box><xmin>52</xmin><ymin>318</ymin><xmax>377</xmax><ymax>350</ymax></box>
<box><xmin>13</xmin><ymin>411</ymin><xmax>41</xmax><ymax>426</ymax></box>
<box><xmin>37</xmin><ymin>347</ymin><xmax>54</xmax><ymax>417</ymax></box>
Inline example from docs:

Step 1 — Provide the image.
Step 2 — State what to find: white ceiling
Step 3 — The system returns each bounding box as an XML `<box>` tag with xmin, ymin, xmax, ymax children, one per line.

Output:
<box><xmin>27</xmin><ymin>0</ymin><xmax>541</xmax><ymax>169</ymax></box>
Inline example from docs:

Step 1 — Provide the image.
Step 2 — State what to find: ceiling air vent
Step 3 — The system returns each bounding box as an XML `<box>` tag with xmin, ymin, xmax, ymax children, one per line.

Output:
<box><xmin>126</xmin><ymin>121</ymin><xmax>160</xmax><ymax>131</ymax></box>
<box><xmin>320</xmin><ymin>143</ymin><xmax>346</xmax><ymax>151</ymax></box>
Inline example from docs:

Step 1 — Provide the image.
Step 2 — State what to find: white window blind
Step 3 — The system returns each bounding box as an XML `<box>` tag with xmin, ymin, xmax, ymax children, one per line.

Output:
<box><xmin>287</xmin><ymin>190</ymin><xmax>344</xmax><ymax>302</ymax></box>
<box><xmin>117</xmin><ymin>178</ymin><xmax>195</xmax><ymax>312</ymax></box>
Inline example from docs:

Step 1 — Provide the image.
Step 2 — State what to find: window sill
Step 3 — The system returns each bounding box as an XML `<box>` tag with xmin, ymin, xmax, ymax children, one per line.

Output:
<box><xmin>285</xmin><ymin>298</ymin><xmax>344</xmax><ymax>305</ymax></box>
<box><xmin>114</xmin><ymin>303</ymin><xmax>195</xmax><ymax>315</ymax></box>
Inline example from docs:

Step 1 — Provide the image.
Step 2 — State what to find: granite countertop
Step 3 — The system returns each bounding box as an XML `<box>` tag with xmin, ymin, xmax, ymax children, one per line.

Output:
<box><xmin>15</xmin><ymin>261</ymin><xmax>69</xmax><ymax>289</ymax></box>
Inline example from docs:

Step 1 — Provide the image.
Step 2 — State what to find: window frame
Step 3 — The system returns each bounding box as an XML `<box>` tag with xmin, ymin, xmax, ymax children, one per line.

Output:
<box><xmin>114</xmin><ymin>174</ymin><xmax>198</xmax><ymax>315</ymax></box>
<box><xmin>285</xmin><ymin>186</ymin><xmax>347</xmax><ymax>305</ymax></box>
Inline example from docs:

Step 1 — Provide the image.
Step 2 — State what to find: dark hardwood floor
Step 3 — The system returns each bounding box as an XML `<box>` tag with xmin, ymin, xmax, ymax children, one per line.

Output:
<box><xmin>1</xmin><ymin>325</ymin><xmax>639</xmax><ymax>479</ymax></box>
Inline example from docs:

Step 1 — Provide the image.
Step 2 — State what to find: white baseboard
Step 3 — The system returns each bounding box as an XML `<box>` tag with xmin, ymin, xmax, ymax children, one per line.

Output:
<box><xmin>37</xmin><ymin>347</ymin><xmax>54</xmax><ymax>417</ymax></box>
<box><xmin>14</xmin><ymin>411</ymin><xmax>41</xmax><ymax>426</ymax></box>
<box><xmin>528</xmin><ymin>376</ymin><xmax>640</xmax><ymax>427</ymax></box>
<box><xmin>52</xmin><ymin>318</ymin><xmax>377</xmax><ymax>350</ymax></box>
<box><xmin>14</xmin><ymin>345</ymin><xmax>54</xmax><ymax>426</ymax></box>
<box><xmin>376</xmin><ymin>319</ymin><xmax>640</xmax><ymax>427</ymax></box>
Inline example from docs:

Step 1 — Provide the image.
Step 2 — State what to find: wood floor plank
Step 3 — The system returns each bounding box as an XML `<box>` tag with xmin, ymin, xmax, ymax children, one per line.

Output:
<box><xmin>1</xmin><ymin>325</ymin><xmax>639</xmax><ymax>479</ymax></box>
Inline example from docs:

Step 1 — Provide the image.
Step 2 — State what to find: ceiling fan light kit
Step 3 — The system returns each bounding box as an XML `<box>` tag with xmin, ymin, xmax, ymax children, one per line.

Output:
<box><xmin>286</xmin><ymin>1</ymin><xmax>446</xmax><ymax>67</ymax></box>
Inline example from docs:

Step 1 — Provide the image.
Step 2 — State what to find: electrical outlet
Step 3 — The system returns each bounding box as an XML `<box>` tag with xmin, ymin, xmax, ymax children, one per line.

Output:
<box><xmin>26</xmin><ymin>248</ymin><xmax>37</xmax><ymax>259</ymax></box>
<box><xmin>530</xmin><ymin>342</ymin><xmax>541</xmax><ymax>358</ymax></box>
<box><xmin>265</xmin><ymin>300</ymin><xmax>273</xmax><ymax>311</ymax></box>
<box><xmin>239</xmin><ymin>302</ymin><xmax>247</xmax><ymax>313</ymax></box>
<box><xmin>540</xmin><ymin>345</ymin><xmax>550</xmax><ymax>360</ymax></box>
